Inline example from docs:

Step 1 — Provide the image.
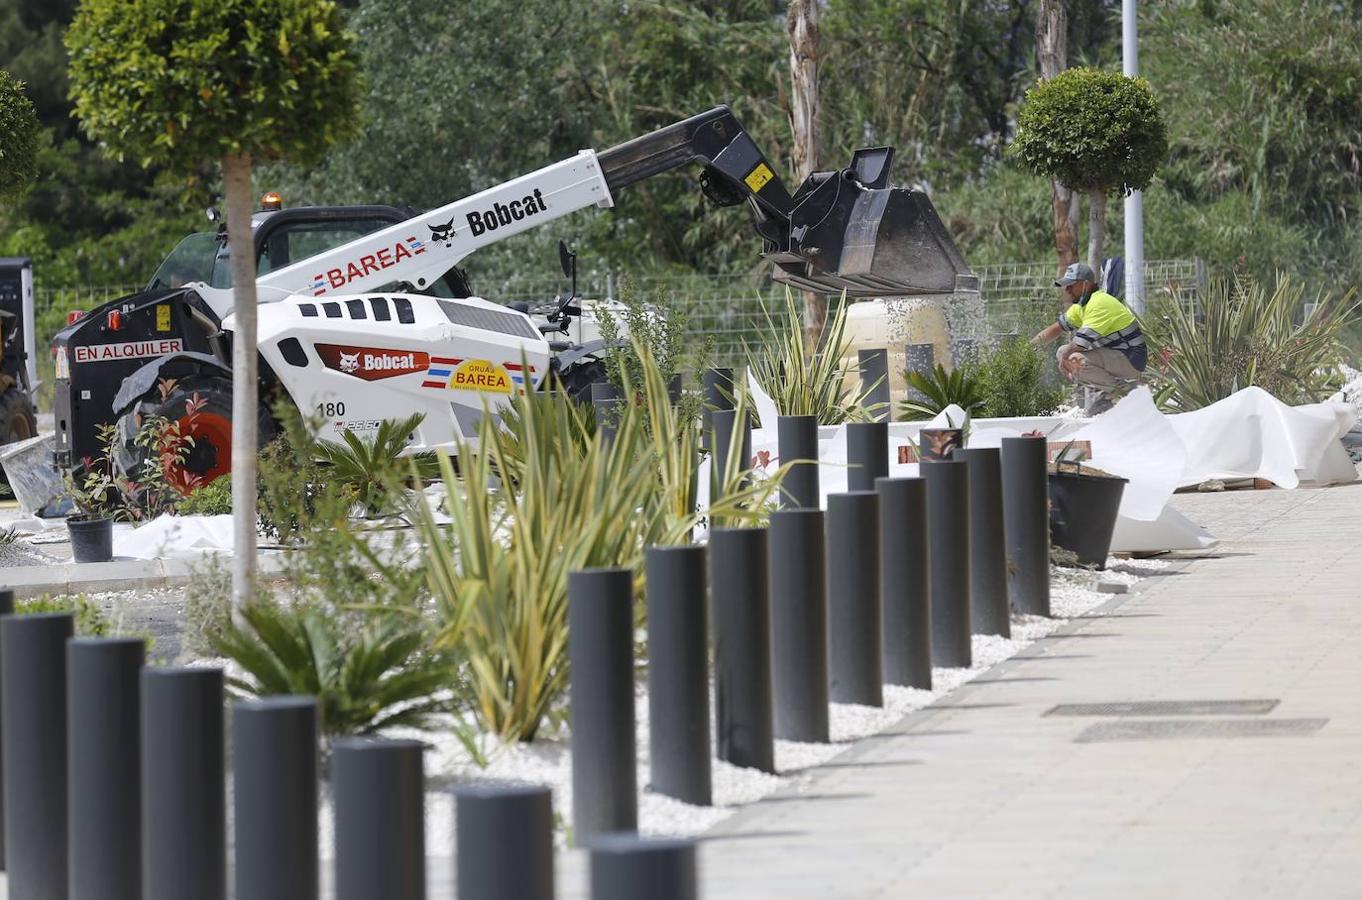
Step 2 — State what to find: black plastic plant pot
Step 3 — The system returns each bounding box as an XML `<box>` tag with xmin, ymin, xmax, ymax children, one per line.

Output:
<box><xmin>68</xmin><ymin>515</ymin><xmax>114</xmax><ymax>563</ymax></box>
<box><xmin>918</xmin><ymin>428</ymin><xmax>964</xmax><ymax>462</ymax></box>
<box><xmin>1048</xmin><ymin>463</ymin><xmax>1128</xmax><ymax>569</ymax></box>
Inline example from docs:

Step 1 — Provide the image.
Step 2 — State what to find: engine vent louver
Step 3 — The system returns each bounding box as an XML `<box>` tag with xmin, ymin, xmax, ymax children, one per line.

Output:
<box><xmin>437</xmin><ymin>301</ymin><xmax>539</xmax><ymax>339</ymax></box>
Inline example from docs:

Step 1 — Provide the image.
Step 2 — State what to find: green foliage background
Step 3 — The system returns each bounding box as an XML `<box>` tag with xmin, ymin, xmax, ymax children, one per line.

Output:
<box><xmin>0</xmin><ymin>0</ymin><xmax>1358</xmax><ymax>303</ymax></box>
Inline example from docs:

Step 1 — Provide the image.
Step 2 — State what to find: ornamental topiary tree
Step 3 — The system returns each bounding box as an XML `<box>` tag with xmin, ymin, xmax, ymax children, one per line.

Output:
<box><xmin>1010</xmin><ymin>67</ymin><xmax>1168</xmax><ymax>274</ymax></box>
<box><xmin>0</xmin><ymin>70</ymin><xmax>40</xmax><ymax>202</ymax></box>
<box><xmin>66</xmin><ymin>0</ymin><xmax>361</xmax><ymax>605</ymax></box>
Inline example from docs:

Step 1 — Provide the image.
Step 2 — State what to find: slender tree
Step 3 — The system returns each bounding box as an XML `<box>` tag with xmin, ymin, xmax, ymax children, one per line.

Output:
<box><xmin>787</xmin><ymin>0</ymin><xmax>825</xmax><ymax>349</ymax></box>
<box><xmin>1010</xmin><ymin>67</ymin><xmax>1167</xmax><ymax>272</ymax></box>
<box><xmin>0</xmin><ymin>69</ymin><xmax>39</xmax><ymax>202</ymax></box>
<box><xmin>66</xmin><ymin>0</ymin><xmax>360</xmax><ymax>605</ymax></box>
<box><xmin>1035</xmin><ymin>0</ymin><xmax>1080</xmax><ymax>275</ymax></box>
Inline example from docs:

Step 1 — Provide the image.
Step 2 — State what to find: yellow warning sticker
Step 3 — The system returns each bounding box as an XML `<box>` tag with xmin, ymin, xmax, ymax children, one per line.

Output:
<box><xmin>155</xmin><ymin>304</ymin><xmax>171</xmax><ymax>331</ymax></box>
<box><xmin>744</xmin><ymin>163</ymin><xmax>775</xmax><ymax>193</ymax></box>
<box><xmin>450</xmin><ymin>359</ymin><xmax>512</xmax><ymax>394</ymax></box>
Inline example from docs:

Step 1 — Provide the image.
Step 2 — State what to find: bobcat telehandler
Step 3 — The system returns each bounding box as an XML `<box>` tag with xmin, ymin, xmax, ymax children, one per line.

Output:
<box><xmin>51</xmin><ymin>106</ymin><xmax>974</xmax><ymax>487</ymax></box>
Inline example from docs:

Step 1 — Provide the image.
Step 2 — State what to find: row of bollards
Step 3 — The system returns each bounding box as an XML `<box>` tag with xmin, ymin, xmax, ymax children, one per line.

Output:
<box><xmin>565</xmin><ymin>408</ymin><xmax>1053</xmax><ymax>848</ymax></box>
<box><xmin>0</xmin><ymin>610</ymin><xmax>692</xmax><ymax>900</ymax></box>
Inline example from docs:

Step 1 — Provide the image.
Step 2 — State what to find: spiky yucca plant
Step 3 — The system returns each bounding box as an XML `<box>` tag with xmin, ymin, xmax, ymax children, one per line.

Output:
<box><xmin>313</xmin><ymin>413</ymin><xmax>439</xmax><ymax>516</ymax></box>
<box><xmin>210</xmin><ymin>598</ymin><xmax>453</xmax><ymax>739</ymax></box>
<box><xmin>747</xmin><ymin>289</ymin><xmax>883</xmax><ymax>424</ymax></box>
<box><xmin>1143</xmin><ymin>274</ymin><xmax>1358</xmax><ymax>410</ymax></box>
<box><xmin>900</xmin><ymin>363</ymin><xmax>986</xmax><ymax>420</ymax></box>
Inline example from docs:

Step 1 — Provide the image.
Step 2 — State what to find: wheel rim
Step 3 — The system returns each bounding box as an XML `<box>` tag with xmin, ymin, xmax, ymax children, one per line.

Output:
<box><xmin>170</xmin><ymin>410</ymin><xmax>232</xmax><ymax>493</ymax></box>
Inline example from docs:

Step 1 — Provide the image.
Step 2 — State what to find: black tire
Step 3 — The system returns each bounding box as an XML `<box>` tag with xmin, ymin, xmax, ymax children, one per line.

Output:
<box><xmin>113</xmin><ymin>377</ymin><xmax>276</xmax><ymax>493</ymax></box>
<box><xmin>0</xmin><ymin>388</ymin><xmax>36</xmax><ymax>445</ymax></box>
<box><xmin>555</xmin><ymin>358</ymin><xmax>609</xmax><ymax>404</ymax></box>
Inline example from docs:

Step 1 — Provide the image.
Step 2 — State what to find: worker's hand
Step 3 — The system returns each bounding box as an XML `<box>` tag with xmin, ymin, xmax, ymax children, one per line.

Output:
<box><xmin>1059</xmin><ymin>351</ymin><xmax>1084</xmax><ymax>380</ymax></box>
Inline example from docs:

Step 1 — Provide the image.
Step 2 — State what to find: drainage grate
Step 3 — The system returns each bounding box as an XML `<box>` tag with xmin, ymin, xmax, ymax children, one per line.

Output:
<box><xmin>1074</xmin><ymin>718</ymin><xmax>1327</xmax><ymax>743</ymax></box>
<box><xmin>1046</xmin><ymin>699</ymin><xmax>1279</xmax><ymax>717</ymax></box>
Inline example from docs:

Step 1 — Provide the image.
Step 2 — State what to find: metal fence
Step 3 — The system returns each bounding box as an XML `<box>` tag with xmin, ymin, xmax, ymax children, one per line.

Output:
<box><xmin>31</xmin><ymin>259</ymin><xmax>1204</xmax><ymax>373</ymax></box>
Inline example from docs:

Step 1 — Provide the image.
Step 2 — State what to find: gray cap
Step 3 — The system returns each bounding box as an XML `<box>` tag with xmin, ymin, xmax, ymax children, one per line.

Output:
<box><xmin>1054</xmin><ymin>262</ymin><xmax>1095</xmax><ymax>287</ymax></box>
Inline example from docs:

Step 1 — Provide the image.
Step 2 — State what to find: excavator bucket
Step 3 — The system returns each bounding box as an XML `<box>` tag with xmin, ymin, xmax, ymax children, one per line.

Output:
<box><xmin>764</xmin><ymin>149</ymin><xmax>977</xmax><ymax>297</ymax></box>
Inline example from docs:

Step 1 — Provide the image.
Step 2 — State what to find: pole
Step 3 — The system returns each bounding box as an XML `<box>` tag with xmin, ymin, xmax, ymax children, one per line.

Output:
<box><xmin>858</xmin><ymin>348</ymin><xmax>891</xmax><ymax>422</ymax></box>
<box><xmin>777</xmin><ymin>415</ymin><xmax>820</xmax><ymax>509</ymax></box>
<box><xmin>845</xmin><ymin>421</ymin><xmax>888</xmax><ymax>492</ymax></box>
<box><xmin>954</xmin><ymin>448</ymin><xmax>1011</xmax><ymax>638</ymax></box>
<box><xmin>332</xmin><ymin>738</ymin><xmax>425</xmax><ymax>900</ymax></box>
<box><xmin>708</xmin><ymin>527</ymin><xmax>775</xmax><ymax>773</ymax></box>
<box><xmin>702</xmin><ymin>367</ymin><xmax>735</xmax><ymax>448</ymax></box>
<box><xmin>590</xmin><ymin>835</ymin><xmax>697</xmax><ymax>900</ymax></box>
<box><xmin>875</xmin><ymin>477</ymin><xmax>932</xmax><ymax>689</ymax></box>
<box><xmin>711</xmin><ymin>409</ymin><xmax>751</xmax><ymax>499</ymax></box>
<box><xmin>0</xmin><ymin>587</ymin><xmax>13</xmax><ymax>871</ymax></box>
<box><xmin>568</xmin><ymin>568</ymin><xmax>637</xmax><ymax>841</ymax></box>
<box><xmin>1</xmin><ymin>613</ymin><xmax>73</xmax><ymax>898</ymax></box>
<box><xmin>924</xmin><ymin>460</ymin><xmax>972</xmax><ymax>668</ymax></box>
<box><xmin>645</xmin><ymin>545</ymin><xmax>712</xmax><ymax>807</ymax></box>
<box><xmin>141</xmin><ymin>668</ymin><xmax>225</xmax><ymax>900</ymax></box>
<box><xmin>455</xmin><ymin>784</ymin><xmax>554</xmax><ymax>900</ymax></box>
<box><xmin>1001</xmin><ymin>436</ymin><xmax>1051</xmax><ymax>616</ymax></box>
<box><xmin>768</xmin><ymin>509</ymin><xmax>830</xmax><ymax>742</ymax></box>
<box><xmin>67</xmin><ymin>638</ymin><xmax>145</xmax><ymax>900</ymax></box>
<box><xmin>1123</xmin><ymin>0</ymin><xmax>1145</xmax><ymax>314</ymax></box>
<box><xmin>233</xmin><ymin>697</ymin><xmax>319</xmax><ymax>900</ymax></box>
<box><xmin>825</xmin><ymin>493</ymin><xmax>883</xmax><ymax>706</ymax></box>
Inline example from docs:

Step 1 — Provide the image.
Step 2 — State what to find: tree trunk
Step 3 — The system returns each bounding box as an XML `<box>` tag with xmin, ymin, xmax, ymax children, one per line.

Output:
<box><xmin>222</xmin><ymin>152</ymin><xmax>259</xmax><ymax>607</ymax></box>
<box><xmin>1037</xmin><ymin>0</ymin><xmax>1080</xmax><ymax>275</ymax></box>
<box><xmin>787</xmin><ymin>0</ymin><xmax>825</xmax><ymax>349</ymax></box>
<box><xmin>1087</xmin><ymin>190</ymin><xmax>1106</xmax><ymax>275</ymax></box>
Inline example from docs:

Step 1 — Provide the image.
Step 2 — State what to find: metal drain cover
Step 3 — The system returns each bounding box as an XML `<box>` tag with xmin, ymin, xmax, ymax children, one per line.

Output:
<box><xmin>1046</xmin><ymin>699</ymin><xmax>1279</xmax><ymax>717</ymax></box>
<box><xmin>1074</xmin><ymin>718</ymin><xmax>1327</xmax><ymax>743</ymax></box>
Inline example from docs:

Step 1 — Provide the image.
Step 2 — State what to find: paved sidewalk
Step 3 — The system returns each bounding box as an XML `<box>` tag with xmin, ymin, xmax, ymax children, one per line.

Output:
<box><xmin>620</xmin><ymin>485</ymin><xmax>1362</xmax><ymax>899</ymax></box>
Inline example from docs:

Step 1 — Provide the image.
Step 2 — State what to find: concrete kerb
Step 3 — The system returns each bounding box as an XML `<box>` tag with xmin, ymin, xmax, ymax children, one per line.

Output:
<box><xmin>1</xmin><ymin>552</ymin><xmax>291</xmax><ymax>598</ymax></box>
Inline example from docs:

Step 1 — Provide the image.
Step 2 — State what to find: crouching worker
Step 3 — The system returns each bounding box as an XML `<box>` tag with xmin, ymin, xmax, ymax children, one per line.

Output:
<box><xmin>1031</xmin><ymin>262</ymin><xmax>1147</xmax><ymax>414</ymax></box>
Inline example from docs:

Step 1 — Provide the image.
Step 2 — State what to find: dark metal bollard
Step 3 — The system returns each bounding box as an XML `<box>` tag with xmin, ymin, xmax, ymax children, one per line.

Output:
<box><xmin>924</xmin><ymin>460</ymin><xmax>973</xmax><ymax>668</ymax></box>
<box><xmin>708</xmin><ymin>527</ymin><xmax>775</xmax><ymax>773</ymax></box>
<box><xmin>711</xmin><ymin>408</ymin><xmax>751</xmax><ymax>498</ymax></box>
<box><xmin>68</xmin><ymin>638</ymin><xmax>145</xmax><ymax>900</ymax></box>
<box><xmin>768</xmin><ymin>509</ymin><xmax>830</xmax><ymax>741</ymax></box>
<box><xmin>702</xmin><ymin>366</ymin><xmax>735</xmax><ymax>445</ymax></box>
<box><xmin>777</xmin><ymin>414</ymin><xmax>820</xmax><ymax>509</ymax></box>
<box><xmin>590</xmin><ymin>834</ymin><xmax>697</xmax><ymax>900</ymax></box>
<box><xmin>645</xmin><ymin>546</ymin><xmax>712</xmax><ymax>806</ymax></box>
<box><xmin>333</xmin><ymin>738</ymin><xmax>425</xmax><ymax>900</ymax></box>
<box><xmin>859</xmin><ymin>348</ymin><xmax>892</xmax><ymax>422</ymax></box>
<box><xmin>0</xmin><ymin>586</ymin><xmax>13</xmax><ymax>871</ymax></box>
<box><xmin>141</xmin><ymin>668</ymin><xmax>225</xmax><ymax>900</ymax></box>
<box><xmin>455</xmin><ymin>783</ymin><xmax>554</xmax><ymax>900</ymax></box>
<box><xmin>234</xmin><ymin>696</ymin><xmax>319</xmax><ymax>900</ymax></box>
<box><xmin>825</xmin><ymin>493</ymin><xmax>883</xmax><ymax>706</ymax></box>
<box><xmin>568</xmin><ymin>568</ymin><xmax>637</xmax><ymax>841</ymax></box>
<box><xmin>875</xmin><ymin>478</ymin><xmax>932</xmax><ymax>689</ymax></box>
<box><xmin>1001</xmin><ymin>436</ymin><xmax>1052</xmax><ymax>617</ymax></box>
<box><xmin>846</xmin><ymin>421</ymin><xmax>889</xmax><ymax>491</ymax></box>
<box><xmin>2</xmin><ymin>613</ymin><xmax>73</xmax><ymax>898</ymax></box>
<box><xmin>955</xmin><ymin>447</ymin><xmax>1011</xmax><ymax>638</ymax></box>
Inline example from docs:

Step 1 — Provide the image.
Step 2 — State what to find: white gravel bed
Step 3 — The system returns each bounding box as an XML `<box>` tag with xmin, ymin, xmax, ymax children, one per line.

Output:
<box><xmin>314</xmin><ymin>559</ymin><xmax>1124</xmax><ymax>855</ymax></box>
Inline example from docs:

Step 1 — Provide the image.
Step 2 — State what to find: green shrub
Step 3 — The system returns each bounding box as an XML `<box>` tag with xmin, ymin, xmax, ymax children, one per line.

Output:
<box><xmin>900</xmin><ymin>364</ymin><xmax>985</xmax><ymax>421</ymax></box>
<box><xmin>973</xmin><ymin>339</ymin><xmax>1069</xmax><ymax>418</ymax></box>
<box><xmin>1143</xmin><ymin>273</ymin><xmax>1359</xmax><ymax>410</ymax></box>
<box><xmin>313</xmin><ymin>413</ymin><xmax>440</xmax><ymax>517</ymax></box>
<box><xmin>208</xmin><ymin>595</ymin><xmax>454</xmax><ymax>739</ymax></box>
<box><xmin>17</xmin><ymin>594</ymin><xmax>111</xmax><ymax>637</ymax></box>
<box><xmin>178</xmin><ymin>476</ymin><xmax>233</xmax><ymax>516</ymax></box>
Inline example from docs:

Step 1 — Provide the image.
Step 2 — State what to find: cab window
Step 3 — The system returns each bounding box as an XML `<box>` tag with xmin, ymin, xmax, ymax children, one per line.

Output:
<box><xmin>207</xmin><ymin>217</ymin><xmax>396</xmax><ymax>288</ymax></box>
<box><xmin>146</xmin><ymin>233</ymin><xmax>219</xmax><ymax>290</ymax></box>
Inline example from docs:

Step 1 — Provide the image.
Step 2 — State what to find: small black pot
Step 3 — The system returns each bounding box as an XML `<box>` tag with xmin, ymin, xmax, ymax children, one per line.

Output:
<box><xmin>1048</xmin><ymin>463</ymin><xmax>1128</xmax><ymax>569</ymax></box>
<box><xmin>918</xmin><ymin>427</ymin><xmax>964</xmax><ymax>462</ymax></box>
<box><xmin>68</xmin><ymin>515</ymin><xmax>114</xmax><ymax>564</ymax></box>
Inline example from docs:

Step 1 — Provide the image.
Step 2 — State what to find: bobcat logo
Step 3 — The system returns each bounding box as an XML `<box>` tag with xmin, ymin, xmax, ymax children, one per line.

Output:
<box><xmin>428</xmin><ymin>217</ymin><xmax>456</xmax><ymax>247</ymax></box>
<box><xmin>338</xmin><ymin>350</ymin><xmax>361</xmax><ymax>374</ymax></box>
